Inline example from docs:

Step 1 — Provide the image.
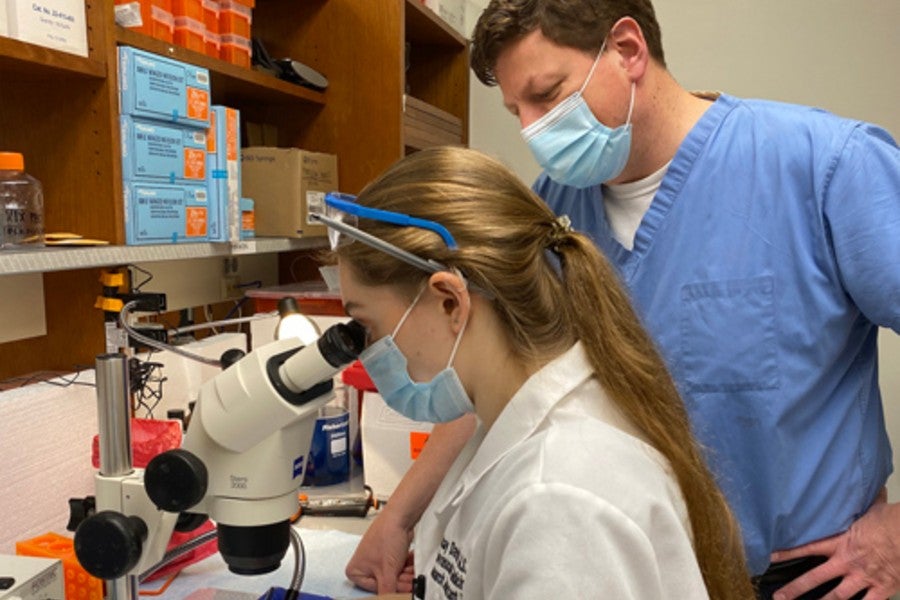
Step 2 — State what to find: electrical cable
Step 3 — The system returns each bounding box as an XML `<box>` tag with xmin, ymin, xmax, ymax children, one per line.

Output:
<box><xmin>119</xmin><ymin>301</ymin><xmax>222</xmax><ymax>368</ymax></box>
<box><xmin>203</xmin><ymin>304</ymin><xmax>220</xmax><ymax>335</ymax></box>
<box><xmin>168</xmin><ymin>311</ymin><xmax>278</xmax><ymax>336</ymax></box>
<box><xmin>285</xmin><ymin>527</ymin><xmax>306</xmax><ymax>600</ymax></box>
<box><xmin>128</xmin><ymin>264</ymin><xmax>154</xmax><ymax>292</ymax></box>
<box><xmin>138</xmin><ymin>527</ymin><xmax>219</xmax><ymax>583</ymax></box>
<box><xmin>1</xmin><ymin>367</ymin><xmax>96</xmax><ymax>389</ymax></box>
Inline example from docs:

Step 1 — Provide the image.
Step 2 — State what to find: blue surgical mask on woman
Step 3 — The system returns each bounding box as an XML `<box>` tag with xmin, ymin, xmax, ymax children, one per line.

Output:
<box><xmin>359</xmin><ymin>286</ymin><xmax>473</xmax><ymax>423</ymax></box>
<box><xmin>522</xmin><ymin>41</ymin><xmax>636</xmax><ymax>189</ymax></box>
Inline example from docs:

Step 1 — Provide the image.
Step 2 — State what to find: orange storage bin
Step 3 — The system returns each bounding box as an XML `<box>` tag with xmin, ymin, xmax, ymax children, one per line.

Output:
<box><xmin>205</xmin><ymin>31</ymin><xmax>221</xmax><ymax>58</ymax></box>
<box><xmin>115</xmin><ymin>0</ymin><xmax>175</xmax><ymax>43</ymax></box>
<box><xmin>218</xmin><ymin>0</ymin><xmax>252</xmax><ymax>38</ymax></box>
<box><xmin>246</xmin><ymin>282</ymin><xmax>344</xmax><ymax>317</ymax></box>
<box><xmin>220</xmin><ymin>33</ymin><xmax>251</xmax><ymax>68</ymax></box>
<box><xmin>174</xmin><ymin>16</ymin><xmax>206</xmax><ymax>54</ymax></box>
<box><xmin>17</xmin><ymin>532</ymin><xmax>104</xmax><ymax>600</ymax></box>
<box><xmin>172</xmin><ymin>0</ymin><xmax>203</xmax><ymax>20</ymax></box>
<box><xmin>202</xmin><ymin>0</ymin><xmax>220</xmax><ymax>57</ymax></box>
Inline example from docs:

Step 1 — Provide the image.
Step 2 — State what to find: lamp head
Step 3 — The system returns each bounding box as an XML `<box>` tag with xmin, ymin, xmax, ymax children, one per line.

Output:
<box><xmin>275</xmin><ymin>297</ymin><xmax>320</xmax><ymax>344</ymax></box>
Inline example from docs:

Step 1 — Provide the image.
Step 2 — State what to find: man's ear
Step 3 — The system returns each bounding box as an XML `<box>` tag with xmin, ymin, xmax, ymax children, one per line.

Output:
<box><xmin>428</xmin><ymin>271</ymin><xmax>471</xmax><ymax>334</ymax></box>
<box><xmin>607</xmin><ymin>16</ymin><xmax>649</xmax><ymax>81</ymax></box>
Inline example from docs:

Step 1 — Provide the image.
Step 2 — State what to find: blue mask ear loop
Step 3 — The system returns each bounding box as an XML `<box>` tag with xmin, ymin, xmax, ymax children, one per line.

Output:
<box><xmin>394</xmin><ymin>271</ymin><xmax>470</xmax><ymax>371</ymax></box>
<box><xmin>582</xmin><ymin>40</ymin><xmax>636</xmax><ymax>128</ymax></box>
<box><xmin>623</xmin><ymin>82</ymin><xmax>635</xmax><ymax>126</ymax></box>
<box><xmin>445</xmin><ymin>269</ymin><xmax>470</xmax><ymax>370</ymax></box>
<box><xmin>579</xmin><ymin>40</ymin><xmax>607</xmax><ymax>95</ymax></box>
<box><xmin>391</xmin><ymin>284</ymin><xmax>428</xmax><ymax>338</ymax></box>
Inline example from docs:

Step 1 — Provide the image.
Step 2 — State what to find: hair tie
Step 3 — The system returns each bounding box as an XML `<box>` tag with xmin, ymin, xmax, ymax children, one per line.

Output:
<box><xmin>547</xmin><ymin>214</ymin><xmax>573</xmax><ymax>253</ymax></box>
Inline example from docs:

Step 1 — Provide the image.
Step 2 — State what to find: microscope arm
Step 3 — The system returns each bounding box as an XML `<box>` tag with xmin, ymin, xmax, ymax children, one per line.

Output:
<box><xmin>74</xmin><ymin>320</ymin><xmax>366</xmax><ymax>580</ymax></box>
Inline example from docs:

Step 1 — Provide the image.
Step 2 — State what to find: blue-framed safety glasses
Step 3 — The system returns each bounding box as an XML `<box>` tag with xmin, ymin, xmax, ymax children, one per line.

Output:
<box><xmin>309</xmin><ymin>192</ymin><xmax>454</xmax><ymax>276</ymax></box>
<box><xmin>323</xmin><ymin>192</ymin><xmax>458</xmax><ymax>249</ymax></box>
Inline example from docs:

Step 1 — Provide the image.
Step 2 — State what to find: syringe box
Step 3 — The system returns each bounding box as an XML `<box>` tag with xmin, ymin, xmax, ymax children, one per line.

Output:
<box><xmin>121</xmin><ymin>115</ymin><xmax>208</xmax><ymax>183</ymax></box>
<box><xmin>124</xmin><ymin>181</ymin><xmax>209</xmax><ymax>245</ymax></box>
<box><xmin>0</xmin><ymin>555</ymin><xmax>64</xmax><ymax>600</ymax></box>
<box><xmin>206</xmin><ymin>105</ymin><xmax>241</xmax><ymax>242</ymax></box>
<box><xmin>118</xmin><ymin>46</ymin><xmax>211</xmax><ymax>129</ymax></box>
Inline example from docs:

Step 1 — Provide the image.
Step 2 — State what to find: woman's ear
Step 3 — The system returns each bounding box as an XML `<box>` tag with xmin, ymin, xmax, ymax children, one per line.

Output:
<box><xmin>428</xmin><ymin>271</ymin><xmax>471</xmax><ymax>334</ymax></box>
<box><xmin>607</xmin><ymin>16</ymin><xmax>649</xmax><ymax>82</ymax></box>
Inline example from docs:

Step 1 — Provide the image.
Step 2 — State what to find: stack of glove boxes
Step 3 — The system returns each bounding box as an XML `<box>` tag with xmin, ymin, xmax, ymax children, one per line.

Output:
<box><xmin>118</xmin><ymin>46</ymin><xmax>242</xmax><ymax>245</ymax></box>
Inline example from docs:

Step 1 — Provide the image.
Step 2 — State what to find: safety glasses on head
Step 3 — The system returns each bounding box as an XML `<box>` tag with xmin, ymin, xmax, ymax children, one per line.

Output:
<box><xmin>320</xmin><ymin>192</ymin><xmax>457</xmax><ymax>250</ymax></box>
<box><xmin>310</xmin><ymin>192</ymin><xmax>455</xmax><ymax>277</ymax></box>
<box><xmin>310</xmin><ymin>192</ymin><xmax>494</xmax><ymax>299</ymax></box>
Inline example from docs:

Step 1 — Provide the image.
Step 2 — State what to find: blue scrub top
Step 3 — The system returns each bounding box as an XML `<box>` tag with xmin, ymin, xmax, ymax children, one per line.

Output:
<box><xmin>534</xmin><ymin>93</ymin><xmax>900</xmax><ymax>575</ymax></box>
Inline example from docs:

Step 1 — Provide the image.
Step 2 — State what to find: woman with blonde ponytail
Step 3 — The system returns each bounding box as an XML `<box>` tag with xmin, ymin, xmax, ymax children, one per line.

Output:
<box><xmin>327</xmin><ymin>146</ymin><xmax>753</xmax><ymax>599</ymax></box>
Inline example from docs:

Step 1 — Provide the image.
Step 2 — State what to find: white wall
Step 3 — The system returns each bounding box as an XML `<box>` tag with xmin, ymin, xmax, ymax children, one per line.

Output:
<box><xmin>466</xmin><ymin>0</ymin><xmax>900</xmax><ymax>500</ymax></box>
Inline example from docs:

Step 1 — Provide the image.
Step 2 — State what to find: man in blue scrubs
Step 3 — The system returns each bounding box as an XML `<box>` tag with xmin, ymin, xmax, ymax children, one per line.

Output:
<box><xmin>471</xmin><ymin>0</ymin><xmax>900</xmax><ymax>598</ymax></box>
<box><xmin>344</xmin><ymin>1</ymin><xmax>900</xmax><ymax>598</ymax></box>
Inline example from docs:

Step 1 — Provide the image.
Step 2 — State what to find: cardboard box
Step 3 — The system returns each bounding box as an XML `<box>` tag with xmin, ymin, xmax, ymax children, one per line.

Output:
<box><xmin>403</xmin><ymin>95</ymin><xmax>463</xmax><ymax>150</ymax></box>
<box><xmin>124</xmin><ymin>181</ymin><xmax>209</xmax><ymax>245</ymax></box>
<box><xmin>0</xmin><ymin>555</ymin><xmax>64</xmax><ymax>600</ymax></box>
<box><xmin>423</xmin><ymin>0</ymin><xmax>465</xmax><ymax>36</ymax></box>
<box><xmin>6</xmin><ymin>0</ymin><xmax>88</xmax><ymax>57</ymax></box>
<box><xmin>206</xmin><ymin>105</ymin><xmax>241</xmax><ymax>242</ymax></box>
<box><xmin>241</xmin><ymin>147</ymin><xmax>337</xmax><ymax>238</ymax></box>
<box><xmin>360</xmin><ymin>390</ymin><xmax>433</xmax><ymax>501</ymax></box>
<box><xmin>120</xmin><ymin>115</ymin><xmax>207</xmax><ymax>183</ymax></box>
<box><xmin>118</xmin><ymin>46</ymin><xmax>211</xmax><ymax>129</ymax></box>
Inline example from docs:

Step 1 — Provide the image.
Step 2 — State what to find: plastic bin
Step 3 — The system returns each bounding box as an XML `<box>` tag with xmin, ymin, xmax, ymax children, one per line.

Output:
<box><xmin>115</xmin><ymin>0</ymin><xmax>175</xmax><ymax>43</ymax></box>
<box><xmin>202</xmin><ymin>0</ymin><xmax>220</xmax><ymax>57</ymax></box>
<box><xmin>16</xmin><ymin>532</ymin><xmax>104</xmax><ymax>600</ymax></box>
<box><xmin>220</xmin><ymin>33</ymin><xmax>251</xmax><ymax>68</ymax></box>
<box><xmin>174</xmin><ymin>15</ymin><xmax>206</xmax><ymax>53</ymax></box>
<box><xmin>246</xmin><ymin>282</ymin><xmax>344</xmax><ymax>317</ymax></box>
<box><xmin>218</xmin><ymin>0</ymin><xmax>252</xmax><ymax>38</ymax></box>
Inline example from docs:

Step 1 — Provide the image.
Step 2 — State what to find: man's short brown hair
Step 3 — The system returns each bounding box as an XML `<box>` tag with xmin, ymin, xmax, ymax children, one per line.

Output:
<box><xmin>471</xmin><ymin>0</ymin><xmax>666</xmax><ymax>86</ymax></box>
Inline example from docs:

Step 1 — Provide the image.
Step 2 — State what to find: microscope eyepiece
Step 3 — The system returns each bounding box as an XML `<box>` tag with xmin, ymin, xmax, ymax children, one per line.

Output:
<box><xmin>318</xmin><ymin>319</ymin><xmax>366</xmax><ymax>367</ymax></box>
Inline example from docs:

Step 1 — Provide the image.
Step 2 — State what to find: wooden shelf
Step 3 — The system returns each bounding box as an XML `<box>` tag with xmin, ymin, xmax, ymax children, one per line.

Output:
<box><xmin>0</xmin><ymin>36</ymin><xmax>106</xmax><ymax>81</ymax></box>
<box><xmin>0</xmin><ymin>1</ymin><xmax>468</xmax><ymax>380</ymax></box>
<box><xmin>0</xmin><ymin>237</ymin><xmax>327</xmax><ymax>276</ymax></box>
<box><xmin>405</xmin><ymin>0</ymin><xmax>467</xmax><ymax>47</ymax></box>
<box><xmin>115</xmin><ymin>28</ymin><xmax>327</xmax><ymax>107</ymax></box>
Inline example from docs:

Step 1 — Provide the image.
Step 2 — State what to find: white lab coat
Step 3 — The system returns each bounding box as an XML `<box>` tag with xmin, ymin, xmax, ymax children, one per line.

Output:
<box><xmin>413</xmin><ymin>342</ymin><xmax>709</xmax><ymax>599</ymax></box>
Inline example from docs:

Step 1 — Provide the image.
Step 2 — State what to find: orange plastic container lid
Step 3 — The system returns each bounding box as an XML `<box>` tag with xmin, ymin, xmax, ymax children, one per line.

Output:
<box><xmin>0</xmin><ymin>152</ymin><xmax>25</xmax><ymax>171</ymax></box>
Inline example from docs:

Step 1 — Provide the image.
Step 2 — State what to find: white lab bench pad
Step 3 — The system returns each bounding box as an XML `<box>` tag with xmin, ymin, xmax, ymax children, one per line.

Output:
<box><xmin>0</xmin><ymin>371</ymin><xmax>99</xmax><ymax>552</ymax></box>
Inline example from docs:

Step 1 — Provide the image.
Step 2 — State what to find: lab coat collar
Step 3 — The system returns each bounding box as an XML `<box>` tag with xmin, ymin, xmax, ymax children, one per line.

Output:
<box><xmin>435</xmin><ymin>341</ymin><xmax>594</xmax><ymax>513</ymax></box>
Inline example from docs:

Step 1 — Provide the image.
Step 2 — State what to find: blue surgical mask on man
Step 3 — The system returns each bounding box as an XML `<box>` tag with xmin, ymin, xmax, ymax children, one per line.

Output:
<box><xmin>359</xmin><ymin>286</ymin><xmax>474</xmax><ymax>423</ymax></box>
<box><xmin>522</xmin><ymin>40</ymin><xmax>636</xmax><ymax>189</ymax></box>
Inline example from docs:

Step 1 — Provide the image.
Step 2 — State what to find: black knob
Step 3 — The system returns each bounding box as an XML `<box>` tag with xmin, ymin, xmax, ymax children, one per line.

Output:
<box><xmin>220</xmin><ymin>348</ymin><xmax>246</xmax><ymax>369</ymax></box>
<box><xmin>145</xmin><ymin>449</ymin><xmax>208</xmax><ymax>512</ymax></box>
<box><xmin>66</xmin><ymin>496</ymin><xmax>96</xmax><ymax>532</ymax></box>
<box><xmin>74</xmin><ymin>511</ymin><xmax>147</xmax><ymax>579</ymax></box>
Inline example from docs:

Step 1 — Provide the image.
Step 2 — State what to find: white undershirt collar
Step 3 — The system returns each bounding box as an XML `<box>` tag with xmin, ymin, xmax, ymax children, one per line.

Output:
<box><xmin>603</xmin><ymin>161</ymin><xmax>671</xmax><ymax>250</ymax></box>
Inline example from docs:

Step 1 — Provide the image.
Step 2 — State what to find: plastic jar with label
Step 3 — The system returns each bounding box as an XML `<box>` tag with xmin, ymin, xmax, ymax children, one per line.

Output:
<box><xmin>0</xmin><ymin>152</ymin><xmax>44</xmax><ymax>248</ymax></box>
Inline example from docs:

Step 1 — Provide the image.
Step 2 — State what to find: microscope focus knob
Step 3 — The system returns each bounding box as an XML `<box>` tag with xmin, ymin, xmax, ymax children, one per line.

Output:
<box><xmin>220</xmin><ymin>348</ymin><xmax>246</xmax><ymax>369</ymax></box>
<box><xmin>74</xmin><ymin>511</ymin><xmax>147</xmax><ymax>579</ymax></box>
<box><xmin>145</xmin><ymin>449</ymin><xmax>208</xmax><ymax>513</ymax></box>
